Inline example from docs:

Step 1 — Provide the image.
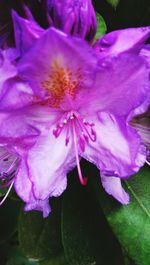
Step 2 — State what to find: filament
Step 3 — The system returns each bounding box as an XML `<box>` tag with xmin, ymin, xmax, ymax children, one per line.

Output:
<box><xmin>0</xmin><ymin>180</ymin><xmax>14</xmax><ymax>206</ymax></box>
<box><xmin>146</xmin><ymin>160</ymin><xmax>150</xmax><ymax>166</ymax></box>
<box><xmin>72</xmin><ymin>120</ymin><xmax>88</xmax><ymax>186</ymax></box>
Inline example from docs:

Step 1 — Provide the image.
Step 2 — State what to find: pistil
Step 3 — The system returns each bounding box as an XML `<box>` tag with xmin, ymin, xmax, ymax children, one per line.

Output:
<box><xmin>72</xmin><ymin>119</ymin><xmax>88</xmax><ymax>185</ymax></box>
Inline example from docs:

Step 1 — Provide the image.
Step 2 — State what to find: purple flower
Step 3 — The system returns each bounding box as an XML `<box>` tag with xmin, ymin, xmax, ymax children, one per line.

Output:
<box><xmin>11</xmin><ymin>0</ymin><xmax>96</xmax><ymax>57</ymax></box>
<box><xmin>43</xmin><ymin>0</ymin><xmax>96</xmax><ymax>43</ymax></box>
<box><xmin>93</xmin><ymin>27</ymin><xmax>150</xmax><ymax>58</ymax></box>
<box><xmin>0</xmin><ymin>26</ymin><xmax>149</xmax><ymax>217</ymax></box>
<box><xmin>94</xmin><ymin>27</ymin><xmax>150</xmax><ymax>165</ymax></box>
<box><xmin>12</xmin><ymin>10</ymin><xmax>44</xmax><ymax>55</ymax></box>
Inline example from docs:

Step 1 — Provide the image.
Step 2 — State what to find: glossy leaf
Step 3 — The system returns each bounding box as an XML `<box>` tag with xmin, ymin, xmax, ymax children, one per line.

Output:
<box><xmin>95</xmin><ymin>12</ymin><xmax>107</xmax><ymax>41</ymax></box>
<box><xmin>91</xmin><ymin>166</ymin><xmax>150</xmax><ymax>265</ymax></box>
<box><xmin>40</xmin><ymin>253</ymin><xmax>68</xmax><ymax>265</ymax></box>
<box><xmin>6</xmin><ymin>247</ymin><xmax>40</xmax><ymax>265</ymax></box>
<box><xmin>0</xmin><ymin>198</ymin><xmax>21</xmax><ymax>243</ymax></box>
<box><xmin>18</xmin><ymin>200</ymin><xmax>63</xmax><ymax>261</ymax></box>
<box><xmin>0</xmin><ymin>188</ymin><xmax>7</xmax><ymax>197</ymax></box>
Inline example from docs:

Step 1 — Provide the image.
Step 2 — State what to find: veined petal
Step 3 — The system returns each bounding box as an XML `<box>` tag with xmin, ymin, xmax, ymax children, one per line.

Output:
<box><xmin>47</xmin><ymin>0</ymin><xmax>96</xmax><ymax>42</ymax></box>
<box><xmin>101</xmin><ymin>174</ymin><xmax>129</xmax><ymax>204</ymax></box>
<box><xmin>17</xmin><ymin>27</ymin><xmax>97</xmax><ymax>107</ymax></box>
<box><xmin>93</xmin><ymin>27</ymin><xmax>150</xmax><ymax>58</ymax></box>
<box><xmin>0</xmin><ymin>111</ymin><xmax>39</xmax><ymax>147</ymax></box>
<box><xmin>14</xmin><ymin>158</ymin><xmax>33</xmax><ymax>202</ymax></box>
<box><xmin>79</xmin><ymin>53</ymin><xmax>149</xmax><ymax>117</ymax></box>
<box><xmin>27</xmin><ymin>130</ymin><xmax>76</xmax><ymax>200</ymax></box>
<box><xmin>12</xmin><ymin>10</ymin><xmax>44</xmax><ymax>55</ymax></box>
<box><xmin>140</xmin><ymin>45</ymin><xmax>150</xmax><ymax>69</ymax></box>
<box><xmin>0</xmin><ymin>105</ymin><xmax>60</xmax><ymax>147</ymax></box>
<box><xmin>0</xmin><ymin>79</ymin><xmax>34</xmax><ymax>110</ymax></box>
<box><xmin>0</xmin><ymin>51</ymin><xmax>17</xmax><ymax>94</ymax></box>
<box><xmin>24</xmin><ymin>199</ymin><xmax>51</xmax><ymax>218</ymax></box>
<box><xmin>82</xmin><ymin>112</ymin><xmax>146</xmax><ymax>178</ymax></box>
<box><xmin>14</xmin><ymin>158</ymin><xmax>51</xmax><ymax>217</ymax></box>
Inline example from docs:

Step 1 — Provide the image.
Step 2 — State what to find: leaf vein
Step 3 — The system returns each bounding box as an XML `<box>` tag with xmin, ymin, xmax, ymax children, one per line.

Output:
<box><xmin>124</xmin><ymin>180</ymin><xmax>150</xmax><ymax>219</ymax></box>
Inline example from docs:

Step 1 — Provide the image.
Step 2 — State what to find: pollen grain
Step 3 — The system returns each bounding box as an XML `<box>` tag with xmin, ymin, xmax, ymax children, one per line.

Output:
<box><xmin>41</xmin><ymin>61</ymin><xmax>81</xmax><ymax>107</ymax></box>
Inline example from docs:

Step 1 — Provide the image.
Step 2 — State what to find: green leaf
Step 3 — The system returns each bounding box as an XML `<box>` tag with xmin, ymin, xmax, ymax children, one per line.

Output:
<box><xmin>95</xmin><ymin>12</ymin><xmax>107</xmax><ymax>41</ymax></box>
<box><xmin>91</xmin><ymin>166</ymin><xmax>150</xmax><ymax>265</ymax></box>
<box><xmin>18</xmin><ymin>200</ymin><xmax>63</xmax><ymax>261</ymax></box>
<box><xmin>122</xmin><ymin>250</ymin><xmax>136</xmax><ymax>265</ymax></box>
<box><xmin>0</xmin><ymin>187</ymin><xmax>7</xmax><ymax>197</ymax></box>
<box><xmin>0</xmin><ymin>199</ymin><xmax>21</xmax><ymax>244</ymax></box>
<box><xmin>106</xmin><ymin>0</ymin><xmax>120</xmax><ymax>8</ymax></box>
<box><xmin>40</xmin><ymin>253</ymin><xmax>68</xmax><ymax>265</ymax></box>
<box><xmin>62</xmin><ymin>171</ymin><xmax>124</xmax><ymax>265</ymax></box>
<box><xmin>6</xmin><ymin>247</ymin><xmax>40</xmax><ymax>265</ymax></box>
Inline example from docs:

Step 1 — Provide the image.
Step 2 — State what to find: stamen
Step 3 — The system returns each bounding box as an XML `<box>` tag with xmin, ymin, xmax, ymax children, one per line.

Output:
<box><xmin>72</xmin><ymin>120</ymin><xmax>88</xmax><ymax>186</ymax></box>
<box><xmin>53</xmin><ymin>123</ymin><xmax>64</xmax><ymax>137</ymax></box>
<box><xmin>52</xmin><ymin>111</ymin><xmax>96</xmax><ymax>185</ymax></box>
<box><xmin>4</xmin><ymin>157</ymin><xmax>19</xmax><ymax>175</ymax></box>
<box><xmin>0</xmin><ymin>180</ymin><xmax>14</xmax><ymax>206</ymax></box>
<box><xmin>146</xmin><ymin>160</ymin><xmax>150</xmax><ymax>166</ymax></box>
<box><xmin>75</xmin><ymin>116</ymin><xmax>96</xmax><ymax>142</ymax></box>
<box><xmin>0</xmin><ymin>151</ymin><xmax>19</xmax><ymax>190</ymax></box>
<box><xmin>65</xmin><ymin>119</ymin><xmax>70</xmax><ymax>146</ymax></box>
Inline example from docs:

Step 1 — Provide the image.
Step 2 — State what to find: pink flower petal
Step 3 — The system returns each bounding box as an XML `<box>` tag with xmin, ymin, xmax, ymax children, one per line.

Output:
<box><xmin>12</xmin><ymin>10</ymin><xmax>44</xmax><ymax>55</ymax></box>
<box><xmin>82</xmin><ymin>112</ymin><xmax>146</xmax><ymax>178</ymax></box>
<box><xmin>15</xmin><ymin>157</ymin><xmax>51</xmax><ymax>217</ymax></box>
<box><xmin>101</xmin><ymin>174</ymin><xmax>129</xmax><ymax>204</ymax></box>
<box><xmin>94</xmin><ymin>27</ymin><xmax>150</xmax><ymax>58</ymax></box>
<box><xmin>79</xmin><ymin>53</ymin><xmax>149</xmax><ymax>117</ymax></box>
<box><xmin>27</xmin><ymin>130</ymin><xmax>76</xmax><ymax>200</ymax></box>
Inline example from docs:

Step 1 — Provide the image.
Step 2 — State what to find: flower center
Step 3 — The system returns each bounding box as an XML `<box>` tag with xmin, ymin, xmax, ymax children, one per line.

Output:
<box><xmin>41</xmin><ymin>61</ymin><xmax>81</xmax><ymax>107</ymax></box>
<box><xmin>53</xmin><ymin>111</ymin><xmax>96</xmax><ymax>185</ymax></box>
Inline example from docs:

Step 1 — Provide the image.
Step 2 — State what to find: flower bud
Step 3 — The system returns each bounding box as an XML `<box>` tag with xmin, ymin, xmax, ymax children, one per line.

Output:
<box><xmin>46</xmin><ymin>0</ymin><xmax>97</xmax><ymax>43</ymax></box>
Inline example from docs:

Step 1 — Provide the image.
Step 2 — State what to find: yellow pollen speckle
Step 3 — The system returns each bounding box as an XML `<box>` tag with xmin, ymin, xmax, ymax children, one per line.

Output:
<box><xmin>41</xmin><ymin>61</ymin><xmax>81</xmax><ymax>107</ymax></box>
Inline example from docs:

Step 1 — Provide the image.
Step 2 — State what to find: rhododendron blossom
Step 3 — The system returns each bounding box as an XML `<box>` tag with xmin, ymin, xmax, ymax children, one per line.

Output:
<box><xmin>0</xmin><ymin>21</ymin><xmax>149</xmax><ymax>216</ymax></box>
<box><xmin>46</xmin><ymin>0</ymin><xmax>96</xmax><ymax>43</ymax></box>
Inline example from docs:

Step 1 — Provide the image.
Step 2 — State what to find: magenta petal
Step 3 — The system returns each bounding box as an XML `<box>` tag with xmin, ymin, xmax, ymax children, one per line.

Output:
<box><xmin>27</xmin><ymin>130</ymin><xmax>75</xmax><ymax>200</ymax></box>
<box><xmin>12</xmin><ymin>10</ymin><xmax>44</xmax><ymax>55</ymax></box>
<box><xmin>3</xmin><ymin>48</ymin><xmax>19</xmax><ymax>61</ymax></box>
<box><xmin>140</xmin><ymin>45</ymin><xmax>150</xmax><ymax>70</ymax></box>
<box><xmin>82</xmin><ymin>112</ymin><xmax>146</xmax><ymax>178</ymax></box>
<box><xmin>14</xmin><ymin>157</ymin><xmax>51</xmax><ymax>217</ymax></box>
<box><xmin>47</xmin><ymin>0</ymin><xmax>96</xmax><ymax>42</ymax></box>
<box><xmin>17</xmin><ymin>27</ymin><xmax>97</xmax><ymax>100</ymax></box>
<box><xmin>0</xmin><ymin>104</ymin><xmax>60</xmax><ymax>148</ymax></box>
<box><xmin>24</xmin><ymin>199</ymin><xmax>51</xmax><ymax>218</ymax></box>
<box><xmin>94</xmin><ymin>27</ymin><xmax>150</xmax><ymax>58</ymax></box>
<box><xmin>101</xmin><ymin>174</ymin><xmax>129</xmax><ymax>204</ymax></box>
<box><xmin>0</xmin><ymin>79</ymin><xmax>34</xmax><ymax>110</ymax></box>
<box><xmin>80</xmin><ymin>53</ymin><xmax>149</xmax><ymax>117</ymax></box>
<box><xmin>0</xmin><ymin>51</ymin><xmax>17</xmax><ymax>94</ymax></box>
<box><xmin>0</xmin><ymin>110</ymin><xmax>39</xmax><ymax>147</ymax></box>
<box><xmin>14</xmin><ymin>158</ymin><xmax>33</xmax><ymax>202</ymax></box>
